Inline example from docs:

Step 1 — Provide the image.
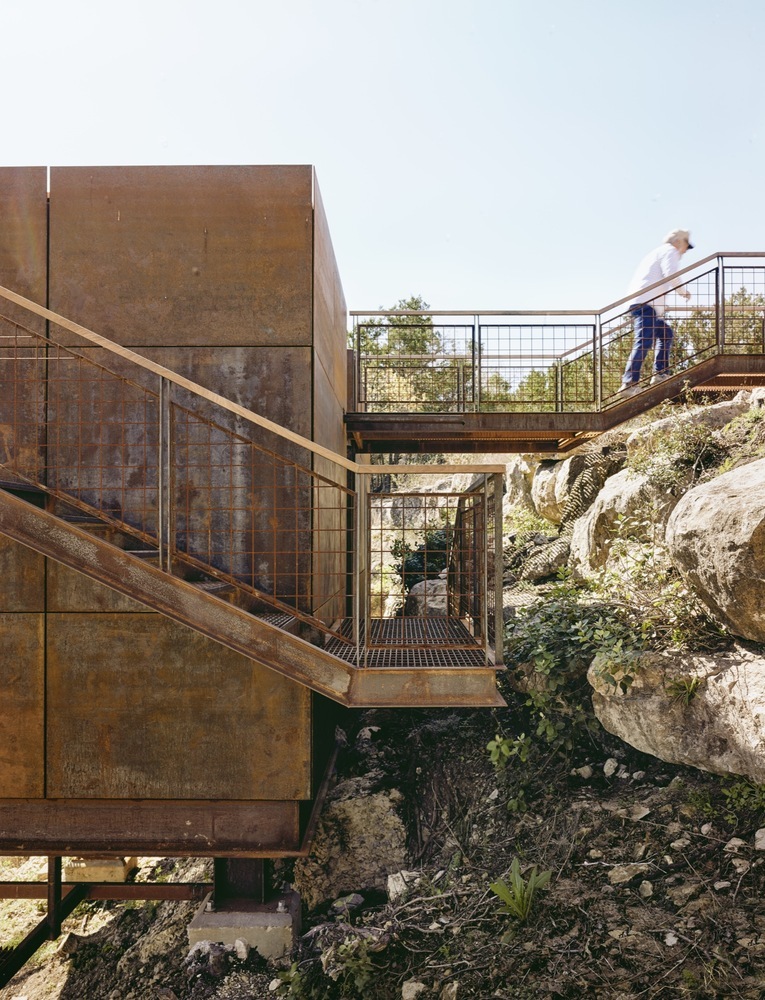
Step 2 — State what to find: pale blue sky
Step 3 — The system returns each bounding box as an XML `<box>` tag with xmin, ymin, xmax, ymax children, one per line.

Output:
<box><xmin>2</xmin><ymin>0</ymin><xmax>764</xmax><ymax>312</ymax></box>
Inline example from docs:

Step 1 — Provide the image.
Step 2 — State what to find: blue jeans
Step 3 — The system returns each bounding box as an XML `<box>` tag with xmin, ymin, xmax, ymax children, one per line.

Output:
<box><xmin>622</xmin><ymin>304</ymin><xmax>673</xmax><ymax>385</ymax></box>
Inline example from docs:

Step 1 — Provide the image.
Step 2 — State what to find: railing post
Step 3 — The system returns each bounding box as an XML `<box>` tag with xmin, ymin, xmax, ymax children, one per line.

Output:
<box><xmin>47</xmin><ymin>856</ymin><xmax>62</xmax><ymax>940</ymax></box>
<box><xmin>555</xmin><ymin>358</ymin><xmax>563</xmax><ymax>412</ymax></box>
<box><xmin>480</xmin><ymin>476</ymin><xmax>489</xmax><ymax>663</ymax></box>
<box><xmin>492</xmin><ymin>472</ymin><xmax>504</xmax><ymax>667</ymax></box>
<box><xmin>594</xmin><ymin>316</ymin><xmax>602</xmax><ymax>409</ymax></box>
<box><xmin>158</xmin><ymin>377</ymin><xmax>172</xmax><ymax>573</ymax></box>
<box><xmin>355</xmin><ymin>318</ymin><xmax>364</xmax><ymax>413</ymax></box>
<box><xmin>354</xmin><ymin>469</ymin><xmax>368</xmax><ymax>668</ymax></box>
<box><xmin>473</xmin><ymin>315</ymin><xmax>480</xmax><ymax>412</ymax></box>
<box><xmin>716</xmin><ymin>257</ymin><xmax>726</xmax><ymax>353</ymax></box>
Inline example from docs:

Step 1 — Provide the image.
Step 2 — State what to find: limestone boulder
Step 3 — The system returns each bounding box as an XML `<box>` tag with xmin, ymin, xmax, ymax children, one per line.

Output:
<box><xmin>519</xmin><ymin>534</ymin><xmax>571</xmax><ymax>582</ymax></box>
<box><xmin>404</xmin><ymin>576</ymin><xmax>449</xmax><ymax>616</ymax></box>
<box><xmin>502</xmin><ymin>453</ymin><xmax>540</xmax><ymax>511</ymax></box>
<box><xmin>293</xmin><ymin>779</ymin><xmax>407</xmax><ymax>910</ymax></box>
<box><xmin>569</xmin><ymin>468</ymin><xmax>677</xmax><ymax>576</ymax></box>
<box><xmin>625</xmin><ymin>392</ymin><xmax>753</xmax><ymax>457</ymax></box>
<box><xmin>531</xmin><ymin>456</ymin><xmax>590</xmax><ymax>524</ymax></box>
<box><xmin>589</xmin><ymin>648</ymin><xmax>765</xmax><ymax>783</ymax></box>
<box><xmin>665</xmin><ymin>458</ymin><xmax>765</xmax><ymax>641</ymax></box>
<box><xmin>530</xmin><ymin>450</ymin><xmax>625</xmax><ymax>526</ymax></box>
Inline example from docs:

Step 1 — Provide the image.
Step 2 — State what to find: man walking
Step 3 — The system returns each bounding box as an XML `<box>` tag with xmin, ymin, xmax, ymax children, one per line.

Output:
<box><xmin>619</xmin><ymin>229</ymin><xmax>694</xmax><ymax>394</ymax></box>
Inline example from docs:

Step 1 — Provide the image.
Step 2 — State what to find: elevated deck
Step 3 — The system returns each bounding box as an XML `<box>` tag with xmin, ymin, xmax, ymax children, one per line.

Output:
<box><xmin>347</xmin><ymin>253</ymin><xmax>765</xmax><ymax>452</ymax></box>
<box><xmin>348</xmin><ymin>355</ymin><xmax>765</xmax><ymax>453</ymax></box>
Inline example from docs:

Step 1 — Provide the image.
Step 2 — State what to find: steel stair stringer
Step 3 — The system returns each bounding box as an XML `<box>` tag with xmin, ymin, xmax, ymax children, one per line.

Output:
<box><xmin>0</xmin><ymin>487</ymin><xmax>355</xmax><ymax>705</ymax></box>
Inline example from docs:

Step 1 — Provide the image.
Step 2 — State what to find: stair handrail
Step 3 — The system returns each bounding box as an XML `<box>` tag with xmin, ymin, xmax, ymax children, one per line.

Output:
<box><xmin>0</xmin><ymin>283</ymin><xmax>360</xmax><ymax>475</ymax></box>
<box><xmin>0</xmin><ymin>284</ymin><xmax>505</xmax><ymax>480</ymax></box>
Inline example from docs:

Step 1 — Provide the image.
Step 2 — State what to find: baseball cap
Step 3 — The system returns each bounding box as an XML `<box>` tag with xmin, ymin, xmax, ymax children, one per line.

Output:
<box><xmin>664</xmin><ymin>228</ymin><xmax>694</xmax><ymax>249</ymax></box>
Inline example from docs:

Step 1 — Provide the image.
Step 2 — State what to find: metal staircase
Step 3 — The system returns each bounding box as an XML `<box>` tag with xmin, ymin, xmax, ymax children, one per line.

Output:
<box><xmin>0</xmin><ymin>285</ymin><xmax>505</xmax><ymax>708</ymax></box>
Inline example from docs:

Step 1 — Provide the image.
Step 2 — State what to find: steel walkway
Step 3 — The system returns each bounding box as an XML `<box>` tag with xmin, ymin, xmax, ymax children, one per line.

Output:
<box><xmin>347</xmin><ymin>252</ymin><xmax>765</xmax><ymax>453</ymax></box>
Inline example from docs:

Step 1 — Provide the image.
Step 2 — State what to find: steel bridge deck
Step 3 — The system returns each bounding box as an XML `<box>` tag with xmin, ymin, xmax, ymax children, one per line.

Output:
<box><xmin>346</xmin><ymin>356</ymin><xmax>765</xmax><ymax>453</ymax></box>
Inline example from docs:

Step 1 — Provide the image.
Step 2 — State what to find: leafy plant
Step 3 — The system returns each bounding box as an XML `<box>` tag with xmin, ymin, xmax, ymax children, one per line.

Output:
<box><xmin>628</xmin><ymin>406</ymin><xmax>728</xmax><ymax>494</ymax></box>
<box><xmin>487</xmin><ymin>731</ymin><xmax>533</xmax><ymax>768</ymax></box>
<box><xmin>721</xmin><ymin>778</ymin><xmax>765</xmax><ymax>823</ymax></box>
<box><xmin>666</xmin><ymin>675</ymin><xmax>704</xmax><ymax>705</ymax></box>
<box><xmin>490</xmin><ymin>857</ymin><xmax>551</xmax><ymax>925</ymax></box>
<box><xmin>591</xmin><ymin>508</ymin><xmax>727</xmax><ymax>653</ymax></box>
<box><xmin>503</xmin><ymin>573</ymin><xmax>644</xmax><ymax>749</ymax></box>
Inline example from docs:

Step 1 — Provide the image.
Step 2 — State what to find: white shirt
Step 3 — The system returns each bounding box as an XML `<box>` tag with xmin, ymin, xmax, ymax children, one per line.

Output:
<box><xmin>627</xmin><ymin>243</ymin><xmax>684</xmax><ymax>315</ymax></box>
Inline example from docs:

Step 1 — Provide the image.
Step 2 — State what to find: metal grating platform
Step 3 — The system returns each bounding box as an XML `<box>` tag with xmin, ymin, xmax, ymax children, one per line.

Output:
<box><xmin>325</xmin><ymin>617</ymin><xmax>490</xmax><ymax>669</ymax></box>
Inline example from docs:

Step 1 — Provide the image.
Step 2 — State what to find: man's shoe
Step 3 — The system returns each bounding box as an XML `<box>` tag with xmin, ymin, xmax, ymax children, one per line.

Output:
<box><xmin>650</xmin><ymin>372</ymin><xmax>671</xmax><ymax>385</ymax></box>
<box><xmin>616</xmin><ymin>382</ymin><xmax>639</xmax><ymax>397</ymax></box>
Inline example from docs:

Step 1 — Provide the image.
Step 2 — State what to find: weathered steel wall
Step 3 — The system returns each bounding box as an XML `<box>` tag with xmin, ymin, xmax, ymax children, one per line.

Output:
<box><xmin>48</xmin><ymin>165</ymin><xmax>314</xmax><ymax>350</ymax></box>
<box><xmin>0</xmin><ymin>169</ymin><xmax>48</xmax><ymax>485</ymax></box>
<box><xmin>0</xmin><ymin>534</ymin><xmax>312</xmax><ymax>804</ymax></box>
<box><xmin>0</xmin><ymin>167</ymin><xmax>47</xmax><ymax>333</ymax></box>
<box><xmin>44</xmin><ymin>166</ymin><xmax>343</xmax><ymax>612</ymax></box>
<box><xmin>46</xmin><ymin>612</ymin><xmax>312</xmax><ymax>800</ymax></box>
<box><xmin>0</xmin><ymin>165</ymin><xmax>349</xmax><ymax>852</ymax></box>
<box><xmin>311</xmin><ymin>180</ymin><xmax>349</xmax><ymax>622</ymax></box>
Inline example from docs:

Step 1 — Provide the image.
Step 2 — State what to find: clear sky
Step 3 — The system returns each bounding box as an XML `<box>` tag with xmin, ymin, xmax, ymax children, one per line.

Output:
<box><xmin>3</xmin><ymin>0</ymin><xmax>764</xmax><ymax>313</ymax></box>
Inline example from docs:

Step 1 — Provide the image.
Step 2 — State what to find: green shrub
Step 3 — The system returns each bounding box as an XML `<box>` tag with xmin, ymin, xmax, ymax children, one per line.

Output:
<box><xmin>502</xmin><ymin>573</ymin><xmax>645</xmax><ymax>749</ymax></box>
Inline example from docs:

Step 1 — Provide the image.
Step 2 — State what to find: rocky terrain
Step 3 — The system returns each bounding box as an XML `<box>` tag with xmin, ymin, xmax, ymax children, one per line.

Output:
<box><xmin>2</xmin><ymin>388</ymin><xmax>765</xmax><ymax>999</ymax></box>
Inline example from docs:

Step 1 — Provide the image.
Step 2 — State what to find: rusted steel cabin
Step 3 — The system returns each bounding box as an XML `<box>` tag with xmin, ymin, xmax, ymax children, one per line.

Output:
<box><xmin>0</xmin><ymin>165</ymin><xmax>353</xmax><ymax>860</ymax></box>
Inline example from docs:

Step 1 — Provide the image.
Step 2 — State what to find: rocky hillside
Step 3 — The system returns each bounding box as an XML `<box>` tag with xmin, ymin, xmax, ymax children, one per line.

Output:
<box><xmin>3</xmin><ymin>390</ymin><xmax>765</xmax><ymax>1000</ymax></box>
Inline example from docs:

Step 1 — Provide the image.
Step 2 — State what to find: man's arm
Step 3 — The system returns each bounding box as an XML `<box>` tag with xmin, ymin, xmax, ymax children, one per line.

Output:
<box><xmin>660</xmin><ymin>245</ymin><xmax>692</xmax><ymax>300</ymax></box>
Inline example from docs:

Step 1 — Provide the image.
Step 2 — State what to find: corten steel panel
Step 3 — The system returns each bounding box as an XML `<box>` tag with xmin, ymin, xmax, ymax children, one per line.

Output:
<box><xmin>0</xmin><ymin>167</ymin><xmax>48</xmax><ymax>335</ymax></box>
<box><xmin>0</xmin><ymin>614</ymin><xmax>44</xmax><ymax>797</ymax></box>
<box><xmin>46</xmin><ymin>613</ymin><xmax>312</xmax><ymax>800</ymax></box>
<box><xmin>312</xmin><ymin>177</ymin><xmax>348</xmax><ymax>450</ymax></box>
<box><xmin>0</xmin><ymin>534</ymin><xmax>44</xmax><ymax>612</ymax></box>
<box><xmin>47</xmin><ymin>559</ymin><xmax>153</xmax><ymax>613</ymax></box>
<box><xmin>0</xmin><ymin>343</ymin><xmax>48</xmax><ymax>488</ymax></box>
<box><xmin>313</xmin><ymin>355</ymin><xmax>346</xmax><ymax>465</ymax></box>
<box><xmin>45</xmin><ymin>345</ymin><xmax>317</xmax><ymax>602</ymax></box>
<box><xmin>0</xmin><ymin>800</ymin><xmax>302</xmax><ymax>855</ymax></box>
<box><xmin>48</xmin><ymin>166</ymin><xmax>314</xmax><ymax>348</ymax></box>
<box><xmin>69</xmin><ymin>344</ymin><xmax>315</xmax><ymax>446</ymax></box>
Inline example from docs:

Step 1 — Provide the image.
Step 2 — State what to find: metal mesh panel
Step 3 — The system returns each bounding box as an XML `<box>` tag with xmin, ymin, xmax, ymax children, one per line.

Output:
<box><xmin>0</xmin><ymin>305</ymin><xmax>504</xmax><ymax>668</ymax></box>
<box><xmin>357</xmin><ymin>322</ymin><xmax>475</xmax><ymax>412</ymax></box>
<box><xmin>0</xmin><ymin>313</ymin><xmax>354</xmax><ymax>641</ymax></box>
<box><xmin>599</xmin><ymin>268</ymin><xmax>720</xmax><ymax>401</ymax></box>
<box><xmin>171</xmin><ymin>405</ymin><xmax>350</xmax><ymax>621</ymax></box>
<box><xmin>367</xmin><ymin>485</ymin><xmax>487</xmax><ymax>652</ymax></box>
<box><xmin>354</xmin><ymin>257</ymin><xmax>765</xmax><ymax>415</ymax></box>
<box><xmin>721</xmin><ymin>268</ymin><xmax>765</xmax><ymax>352</ymax></box>
<box><xmin>479</xmin><ymin>324</ymin><xmax>595</xmax><ymax>412</ymax></box>
<box><xmin>0</xmin><ymin>313</ymin><xmax>160</xmax><ymax>541</ymax></box>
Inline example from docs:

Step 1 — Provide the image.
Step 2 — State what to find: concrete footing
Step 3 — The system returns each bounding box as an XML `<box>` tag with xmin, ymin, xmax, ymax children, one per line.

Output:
<box><xmin>63</xmin><ymin>856</ymin><xmax>138</xmax><ymax>882</ymax></box>
<box><xmin>187</xmin><ymin>889</ymin><xmax>301</xmax><ymax>961</ymax></box>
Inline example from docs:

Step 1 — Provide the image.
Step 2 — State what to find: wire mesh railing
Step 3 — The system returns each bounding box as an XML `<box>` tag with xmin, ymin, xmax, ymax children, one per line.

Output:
<box><xmin>0</xmin><ymin>311</ymin><xmax>354</xmax><ymax>640</ymax></box>
<box><xmin>352</xmin><ymin>253</ymin><xmax>765</xmax><ymax>413</ymax></box>
<box><xmin>0</xmin><ymin>287</ymin><xmax>505</xmax><ymax>668</ymax></box>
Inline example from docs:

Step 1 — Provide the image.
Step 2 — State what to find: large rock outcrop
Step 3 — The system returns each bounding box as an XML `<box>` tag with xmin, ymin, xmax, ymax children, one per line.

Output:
<box><xmin>624</xmin><ymin>393</ymin><xmax>753</xmax><ymax>457</ymax></box>
<box><xmin>665</xmin><ymin>458</ymin><xmax>765</xmax><ymax>642</ymax></box>
<box><xmin>531</xmin><ymin>455</ymin><xmax>591</xmax><ymax>524</ymax></box>
<box><xmin>589</xmin><ymin>647</ymin><xmax>765</xmax><ymax>783</ymax></box>
<box><xmin>569</xmin><ymin>468</ymin><xmax>677</xmax><ymax>575</ymax></box>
